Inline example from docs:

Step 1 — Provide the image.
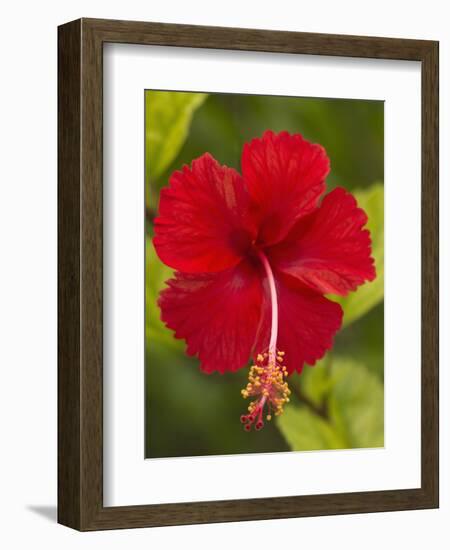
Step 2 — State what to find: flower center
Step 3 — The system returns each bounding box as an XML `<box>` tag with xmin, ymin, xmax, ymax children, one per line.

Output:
<box><xmin>240</xmin><ymin>250</ymin><xmax>291</xmax><ymax>431</ymax></box>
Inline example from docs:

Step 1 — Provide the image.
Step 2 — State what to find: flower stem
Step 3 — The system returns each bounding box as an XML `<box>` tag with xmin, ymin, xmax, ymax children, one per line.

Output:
<box><xmin>257</xmin><ymin>250</ymin><xmax>278</xmax><ymax>364</ymax></box>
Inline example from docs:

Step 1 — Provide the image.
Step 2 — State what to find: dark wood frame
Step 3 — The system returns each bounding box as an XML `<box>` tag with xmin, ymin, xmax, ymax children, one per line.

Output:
<box><xmin>58</xmin><ymin>17</ymin><xmax>439</xmax><ymax>531</ymax></box>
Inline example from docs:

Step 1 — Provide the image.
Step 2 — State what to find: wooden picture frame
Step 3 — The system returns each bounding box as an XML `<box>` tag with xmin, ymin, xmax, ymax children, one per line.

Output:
<box><xmin>58</xmin><ymin>17</ymin><xmax>439</xmax><ymax>531</ymax></box>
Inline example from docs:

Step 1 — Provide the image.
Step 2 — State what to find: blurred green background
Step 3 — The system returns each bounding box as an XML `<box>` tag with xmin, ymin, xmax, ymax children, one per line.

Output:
<box><xmin>145</xmin><ymin>91</ymin><xmax>384</xmax><ymax>458</ymax></box>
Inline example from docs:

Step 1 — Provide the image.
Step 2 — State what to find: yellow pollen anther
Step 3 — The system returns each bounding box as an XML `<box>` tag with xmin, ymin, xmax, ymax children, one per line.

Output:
<box><xmin>240</xmin><ymin>349</ymin><xmax>290</xmax><ymax>431</ymax></box>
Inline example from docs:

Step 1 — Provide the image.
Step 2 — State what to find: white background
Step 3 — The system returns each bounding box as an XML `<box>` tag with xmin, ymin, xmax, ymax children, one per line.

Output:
<box><xmin>104</xmin><ymin>45</ymin><xmax>421</xmax><ymax>506</ymax></box>
<box><xmin>0</xmin><ymin>0</ymin><xmax>448</xmax><ymax>548</ymax></box>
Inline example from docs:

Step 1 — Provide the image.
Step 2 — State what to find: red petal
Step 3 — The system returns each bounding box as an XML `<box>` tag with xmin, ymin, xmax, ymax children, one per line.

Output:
<box><xmin>255</xmin><ymin>275</ymin><xmax>343</xmax><ymax>374</ymax></box>
<box><xmin>241</xmin><ymin>130</ymin><xmax>329</xmax><ymax>246</ymax></box>
<box><xmin>154</xmin><ymin>153</ymin><xmax>257</xmax><ymax>273</ymax></box>
<box><xmin>267</xmin><ymin>187</ymin><xmax>376</xmax><ymax>296</ymax></box>
<box><xmin>158</xmin><ymin>261</ymin><xmax>263</xmax><ymax>373</ymax></box>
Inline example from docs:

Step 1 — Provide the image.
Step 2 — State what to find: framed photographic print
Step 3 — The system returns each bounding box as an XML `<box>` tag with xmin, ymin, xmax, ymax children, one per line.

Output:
<box><xmin>58</xmin><ymin>18</ymin><xmax>439</xmax><ymax>530</ymax></box>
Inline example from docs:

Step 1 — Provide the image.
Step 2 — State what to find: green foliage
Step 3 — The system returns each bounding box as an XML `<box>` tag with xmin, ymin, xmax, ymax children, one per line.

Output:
<box><xmin>145</xmin><ymin>91</ymin><xmax>207</xmax><ymax>185</ymax></box>
<box><xmin>145</xmin><ymin>239</ymin><xmax>182</xmax><ymax>351</ymax></box>
<box><xmin>298</xmin><ymin>356</ymin><xmax>333</xmax><ymax>408</ymax></box>
<box><xmin>329</xmin><ymin>358</ymin><xmax>384</xmax><ymax>448</ymax></box>
<box><xmin>277</xmin><ymin>357</ymin><xmax>384</xmax><ymax>451</ymax></box>
<box><xmin>277</xmin><ymin>405</ymin><xmax>347</xmax><ymax>450</ymax></box>
<box><xmin>334</xmin><ymin>183</ymin><xmax>384</xmax><ymax>327</ymax></box>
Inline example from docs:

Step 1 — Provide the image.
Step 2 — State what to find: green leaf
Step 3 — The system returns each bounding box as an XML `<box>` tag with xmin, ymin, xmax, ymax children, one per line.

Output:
<box><xmin>277</xmin><ymin>357</ymin><xmax>384</xmax><ymax>450</ymax></box>
<box><xmin>328</xmin><ymin>357</ymin><xmax>384</xmax><ymax>448</ymax></box>
<box><xmin>278</xmin><ymin>406</ymin><xmax>347</xmax><ymax>450</ymax></box>
<box><xmin>145</xmin><ymin>91</ymin><xmax>207</xmax><ymax>184</ymax></box>
<box><xmin>145</xmin><ymin>238</ymin><xmax>183</xmax><ymax>351</ymax></box>
<box><xmin>292</xmin><ymin>357</ymin><xmax>332</xmax><ymax>408</ymax></box>
<box><xmin>334</xmin><ymin>183</ymin><xmax>384</xmax><ymax>327</ymax></box>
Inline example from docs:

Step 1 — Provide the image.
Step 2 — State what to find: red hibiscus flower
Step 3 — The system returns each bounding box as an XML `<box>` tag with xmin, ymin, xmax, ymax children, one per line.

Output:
<box><xmin>153</xmin><ymin>130</ymin><xmax>375</xmax><ymax>430</ymax></box>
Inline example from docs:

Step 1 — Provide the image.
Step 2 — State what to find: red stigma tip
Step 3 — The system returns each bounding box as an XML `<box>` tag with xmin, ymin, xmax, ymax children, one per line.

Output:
<box><xmin>244</xmin><ymin>424</ymin><xmax>252</xmax><ymax>432</ymax></box>
<box><xmin>240</xmin><ymin>415</ymin><xmax>248</xmax><ymax>424</ymax></box>
<box><xmin>255</xmin><ymin>420</ymin><xmax>264</xmax><ymax>431</ymax></box>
